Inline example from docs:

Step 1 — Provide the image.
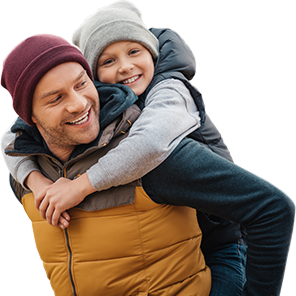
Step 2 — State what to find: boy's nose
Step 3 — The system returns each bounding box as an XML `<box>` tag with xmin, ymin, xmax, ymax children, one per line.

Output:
<box><xmin>118</xmin><ymin>61</ymin><xmax>134</xmax><ymax>73</ymax></box>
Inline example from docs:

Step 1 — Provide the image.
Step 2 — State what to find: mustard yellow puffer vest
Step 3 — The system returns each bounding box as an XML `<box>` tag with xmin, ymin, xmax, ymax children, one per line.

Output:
<box><xmin>9</xmin><ymin>106</ymin><xmax>211</xmax><ymax>295</ymax></box>
<box><xmin>22</xmin><ymin>186</ymin><xmax>211</xmax><ymax>296</ymax></box>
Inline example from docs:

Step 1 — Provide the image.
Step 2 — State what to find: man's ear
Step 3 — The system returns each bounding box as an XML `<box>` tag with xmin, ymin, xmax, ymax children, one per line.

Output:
<box><xmin>31</xmin><ymin>114</ymin><xmax>37</xmax><ymax>124</ymax></box>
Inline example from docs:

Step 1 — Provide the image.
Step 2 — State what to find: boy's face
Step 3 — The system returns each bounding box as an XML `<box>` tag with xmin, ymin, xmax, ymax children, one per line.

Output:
<box><xmin>31</xmin><ymin>62</ymin><xmax>100</xmax><ymax>158</ymax></box>
<box><xmin>97</xmin><ymin>41</ymin><xmax>154</xmax><ymax>96</ymax></box>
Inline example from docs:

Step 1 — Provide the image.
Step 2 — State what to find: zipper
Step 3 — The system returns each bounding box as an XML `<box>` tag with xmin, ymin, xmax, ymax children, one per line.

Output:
<box><xmin>64</xmin><ymin>228</ymin><xmax>77</xmax><ymax>296</ymax></box>
<box><xmin>62</xmin><ymin>166</ymin><xmax>77</xmax><ymax>296</ymax></box>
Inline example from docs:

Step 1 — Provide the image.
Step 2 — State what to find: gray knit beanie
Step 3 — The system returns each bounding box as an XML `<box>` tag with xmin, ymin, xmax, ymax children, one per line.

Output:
<box><xmin>73</xmin><ymin>1</ymin><xmax>159</xmax><ymax>80</ymax></box>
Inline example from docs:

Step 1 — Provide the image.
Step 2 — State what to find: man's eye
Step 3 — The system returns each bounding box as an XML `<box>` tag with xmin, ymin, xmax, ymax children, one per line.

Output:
<box><xmin>50</xmin><ymin>96</ymin><xmax>62</xmax><ymax>104</ymax></box>
<box><xmin>77</xmin><ymin>80</ymin><xmax>87</xmax><ymax>88</ymax></box>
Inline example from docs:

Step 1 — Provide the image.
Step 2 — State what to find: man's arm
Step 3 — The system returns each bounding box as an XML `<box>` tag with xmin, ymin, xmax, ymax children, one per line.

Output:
<box><xmin>142</xmin><ymin>137</ymin><xmax>295</xmax><ymax>296</ymax></box>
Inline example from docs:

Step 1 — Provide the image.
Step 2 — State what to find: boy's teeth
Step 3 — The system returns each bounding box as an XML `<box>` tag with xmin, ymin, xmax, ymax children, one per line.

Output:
<box><xmin>123</xmin><ymin>76</ymin><xmax>139</xmax><ymax>84</ymax></box>
<box><xmin>69</xmin><ymin>112</ymin><xmax>89</xmax><ymax>125</ymax></box>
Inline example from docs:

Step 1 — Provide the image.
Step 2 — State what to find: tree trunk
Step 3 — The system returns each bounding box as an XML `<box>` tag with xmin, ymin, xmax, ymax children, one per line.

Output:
<box><xmin>231</xmin><ymin>0</ymin><xmax>296</xmax><ymax>296</ymax></box>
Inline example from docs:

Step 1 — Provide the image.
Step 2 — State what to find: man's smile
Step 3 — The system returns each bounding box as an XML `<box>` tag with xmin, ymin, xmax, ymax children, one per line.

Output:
<box><xmin>66</xmin><ymin>109</ymin><xmax>91</xmax><ymax>126</ymax></box>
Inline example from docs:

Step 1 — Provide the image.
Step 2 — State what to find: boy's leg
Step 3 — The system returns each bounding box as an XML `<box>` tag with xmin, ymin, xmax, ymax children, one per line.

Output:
<box><xmin>142</xmin><ymin>138</ymin><xmax>294</xmax><ymax>296</ymax></box>
<box><xmin>204</xmin><ymin>240</ymin><xmax>247</xmax><ymax>296</ymax></box>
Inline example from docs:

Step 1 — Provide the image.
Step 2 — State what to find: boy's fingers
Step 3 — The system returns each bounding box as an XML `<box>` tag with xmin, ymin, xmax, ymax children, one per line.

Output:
<box><xmin>35</xmin><ymin>198</ymin><xmax>40</xmax><ymax>211</ymax></box>
<box><xmin>35</xmin><ymin>192</ymin><xmax>45</xmax><ymax>212</ymax></box>
<box><xmin>52</xmin><ymin>209</ymin><xmax>62</xmax><ymax>227</ymax></box>
<box><xmin>59</xmin><ymin>215</ymin><xmax>70</xmax><ymax>229</ymax></box>
<box><xmin>39</xmin><ymin>197</ymin><xmax>49</xmax><ymax>220</ymax></box>
<box><xmin>45</xmin><ymin>204</ymin><xmax>55</xmax><ymax>225</ymax></box>
<box><xmin>61</xmin><ymin>211</ymin><xmax>71</xmax><ymax>221</ymax></box>
<box><xmin>34</xmin><ymin>188</ymin><xmax>47</xmax><ymax>210</ymax></box>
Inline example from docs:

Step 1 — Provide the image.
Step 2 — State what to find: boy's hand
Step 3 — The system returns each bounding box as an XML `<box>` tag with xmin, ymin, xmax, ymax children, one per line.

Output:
<box><xmin>25</xmin><ymin>171</ymin><xmax>70</xmax><ymax>229</ymax></box>
<box><xmin>35</xmin><ymin>173</ymin><xmax>96</xmax><ymax>227</ymax></box>
<box><xmin>58</xmin><ymin>211</ymin><xmax>71</xmax><ymax>230</ymax></box>
<box><xmin>26</xmin><ymin>170</ymin><xmax>54</xmax><ymax>197</ymax></box>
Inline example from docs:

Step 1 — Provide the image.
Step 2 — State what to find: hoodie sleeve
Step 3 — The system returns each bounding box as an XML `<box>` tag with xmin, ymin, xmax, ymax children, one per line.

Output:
<box><xmin>87</xmin><ymin>79</ymin><xmax>201</xmax><ymax>190</ymax></box>
<box><xmin>4</xmin><ymin>79</ymin><xmax>200</xmax><ymax>191</ymax></box>
<box><xmin>2</xmin><ymin>128</ymin><xmax>40</xmax><ymax>188</ymax></box>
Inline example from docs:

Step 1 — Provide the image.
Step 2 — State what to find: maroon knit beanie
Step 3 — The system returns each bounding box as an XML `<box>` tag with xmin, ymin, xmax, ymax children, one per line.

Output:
<box><xmin>1</xmin><ymin>34</ymin><xmax>93</xmax><ymax>126</ymax></box>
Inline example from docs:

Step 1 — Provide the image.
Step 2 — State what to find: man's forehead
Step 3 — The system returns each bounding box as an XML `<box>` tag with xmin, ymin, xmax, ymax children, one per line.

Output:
<box><xmin>35</xmin><ymin>62</ymin><xmax>87</xmax><ymax>99</ymax></box>
<box><xmin>41</xmin><ymin>62</ymin><xmax>86</xmax><ymax>82</ymax></box>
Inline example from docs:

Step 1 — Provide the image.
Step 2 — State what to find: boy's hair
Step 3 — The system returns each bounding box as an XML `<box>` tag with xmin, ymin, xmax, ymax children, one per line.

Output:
<box><xmin>1</xmin><ymin>34</ymin><xmax>92</xmax><ymax>126</ymax></box>
<box><xmin>73</xmin><ymin>1</ymin><xmax>159</xmax><ymax>80</ymax></box>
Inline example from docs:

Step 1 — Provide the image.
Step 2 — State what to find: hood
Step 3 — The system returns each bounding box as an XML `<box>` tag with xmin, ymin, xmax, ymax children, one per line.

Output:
<box><xmin>151</xmin><ymin>28</ymin><xmax>196</xmax><ymax>81</ymax></box>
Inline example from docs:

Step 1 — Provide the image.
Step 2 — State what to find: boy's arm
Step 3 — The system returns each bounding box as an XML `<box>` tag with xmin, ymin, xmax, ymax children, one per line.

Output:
<box><xmin>4</xmin><ymin>79</ymin><xmax>199</xmax><ymax>194</ymax></box>
<box><xmin>87</xmin><ymin>79</ymin><xmax>200</xmax><ymax>191</ymax></box>
<box><xmin>3</xmin><ymin>128</ymin><xmax>70</xmax><ymax>228</ymax></box>
<box><xmin>8</xmin><ymin>78</ymin><xmax>199</xmax><ymax>227</ymax></box>
<box><xmin>2</xmin><ymin>128</ymin><xmax>40</xmax><ymax>188</ymax></box>
<box><xmin>35</xmin><ymin>174</ymin><xmax>94</xmax><ymax>227</ymax></box>
<box><xmin>35</xmin><ymin>79</ymin><xmax>201</xmax><ymax>227</ymax></box>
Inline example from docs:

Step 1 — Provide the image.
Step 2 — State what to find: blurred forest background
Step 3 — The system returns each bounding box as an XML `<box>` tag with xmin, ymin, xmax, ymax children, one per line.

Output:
<box><xmin>0</xmin><ymin>0</ymin><xmax>296</xmax><ymax>296</ymax></box>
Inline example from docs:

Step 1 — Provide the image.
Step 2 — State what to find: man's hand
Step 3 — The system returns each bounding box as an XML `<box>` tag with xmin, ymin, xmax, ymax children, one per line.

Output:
<box><xmin>35</xmin><ymin>173</ymin><xmax>96</xmax><ymax>227</ymax></box>
<box><xmin>25</xmin><ymin>171</ymin><xmax>70</xmax><ymax>229</ymax></box>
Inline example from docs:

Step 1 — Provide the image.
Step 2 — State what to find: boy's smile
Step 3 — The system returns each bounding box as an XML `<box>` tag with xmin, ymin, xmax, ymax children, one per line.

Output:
<box><xmin>121</xmin><ymin>75</ymin><xmax>141</xmax><ymax>85</ymax></box>
<box><xmin>97</xmin><ymin>41</ymin><xmax>155</xmax><ymax>96</ymax></box>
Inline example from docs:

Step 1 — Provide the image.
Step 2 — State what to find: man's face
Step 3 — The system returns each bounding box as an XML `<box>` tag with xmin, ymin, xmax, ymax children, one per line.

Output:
<box><xmin>97</xmin><ymin>41</ymin><xmax>155</xmax><ymax>96</ymax></box>
<box><xmin>31</xmin><ymin>62</ymin><xmax>100</xmax><ymax>160</ymax></box>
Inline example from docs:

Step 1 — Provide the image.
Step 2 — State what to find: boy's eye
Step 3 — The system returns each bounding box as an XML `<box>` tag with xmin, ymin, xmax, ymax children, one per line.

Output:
<box><xmin>103</xmin><ymin>59</ymin><xmax>114</xmax><ymax>66</ymax></box>
<box><xmin>129</xmin><ymin>49</ymin><xmax>140</xmax><ymax>55</ymax></box>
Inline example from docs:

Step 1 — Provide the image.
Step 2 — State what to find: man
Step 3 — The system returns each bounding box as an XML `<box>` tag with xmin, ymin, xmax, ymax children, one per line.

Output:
<box><xmin>1</xmin><ymin>34</ymin><xmax>294</xmax><ymax>296</ymax></box>
<box><xmin>1</xmin><ymin>34</ymin><xmax>211</xmax><ymax>296</ymax></box>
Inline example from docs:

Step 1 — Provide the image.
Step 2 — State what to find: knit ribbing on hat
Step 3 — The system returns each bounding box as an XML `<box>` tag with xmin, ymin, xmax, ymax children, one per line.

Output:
<box><xmin>1</xmin><ymin>34</ymin><xmax>92</xmax><ymax>126</ymax></box>
<box><xmin>73</xmin><ymin>1</ymin><xmax>159</xmax><ymax>80</ymax></box>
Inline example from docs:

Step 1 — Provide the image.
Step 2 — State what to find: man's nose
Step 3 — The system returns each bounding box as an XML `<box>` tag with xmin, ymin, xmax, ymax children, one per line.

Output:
<box><xmin>66</xmin><ymin>91</ymin><xmax>87</xmax><ymax>113</ymax></box>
